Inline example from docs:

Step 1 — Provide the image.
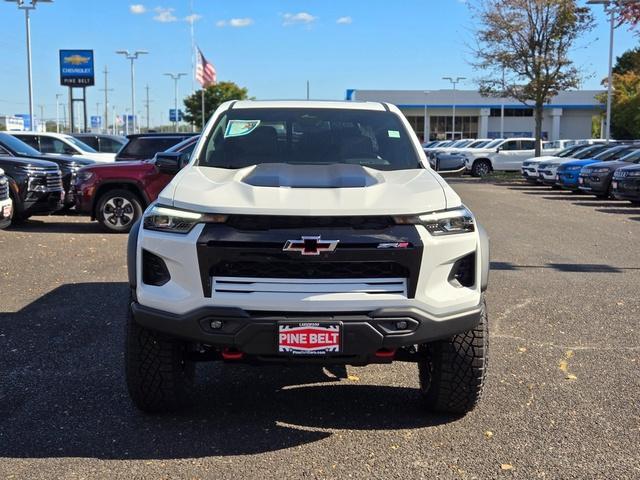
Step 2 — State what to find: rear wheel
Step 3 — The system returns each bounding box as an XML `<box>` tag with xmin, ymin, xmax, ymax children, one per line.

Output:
<box><xmin>96</xmin><ymin>189</ymin><xmax>143</xmax><ymax>233</ymax></box>
<box><xmin>418</xmin><ymin>297</ymin><xmax>488</xmax><ymax>414</ymax></box>
<box><xmin>125</xmin><ymin>294</ymin><xmax>196</xmax><ymax>413</ymax></box>
<box><xmin>471</xmin><ymin>160</ymin><xmax>491</xmax><ymax>177</ymax></box>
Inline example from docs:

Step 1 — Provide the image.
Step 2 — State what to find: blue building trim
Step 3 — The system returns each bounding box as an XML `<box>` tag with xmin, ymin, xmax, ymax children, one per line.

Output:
<box><xmin>395</xmin><ymin>104</ymin><xmax>603</xmax><ymax>110</ymax></box>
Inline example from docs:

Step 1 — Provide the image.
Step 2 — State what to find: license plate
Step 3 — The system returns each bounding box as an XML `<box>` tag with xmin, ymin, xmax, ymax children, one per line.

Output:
<box><xmin>2</xmin><ymin>204</ymin><xmax>11</xmax><ymax>218</ymax></box>
<box><xmin>578</xmin><ymin>177</ymin><xmax>584</xmax><ymax>184</ymax></box>
<box><xmin>612</xmin><ymin>181</ymin><xmax>618</xmax><ymax>189</ymax></box>
<box><xmin>278</xmin><ymin>322</ymin><xmax>341</xmax><ymax>355</ymax></box>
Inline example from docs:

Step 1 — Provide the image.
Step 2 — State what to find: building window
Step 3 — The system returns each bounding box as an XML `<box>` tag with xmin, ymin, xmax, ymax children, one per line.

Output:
<box><xmin>429</xmin><ymin>116</ymin><xmax>478</xmax><ymax>140</ymax></box>
<box><xmin>404</xmin><ymin>115</ymin><xmax>425</xmax><ymax>141</ymax></box>
<box><xmin>489</xmin><ymin>108</ymin><xmax>533</xmax><ymax>117</ymax></box>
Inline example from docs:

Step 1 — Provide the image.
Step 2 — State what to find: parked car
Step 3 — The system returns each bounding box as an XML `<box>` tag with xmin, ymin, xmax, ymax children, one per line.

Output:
<box><xmin>0</xmin><ymin>156</ymin><xmax>64</xmax><ymax>221</ymax></box>
<box><xmin>0</xmin><ymin>168</ymin><xmax>12</xmax><ymax>229</ymax></box>
<box><xmin>611</xmin><ymin>163</ymin><xmax>640</xmax><ymax>204</ymax></box>
<box><xmin>72</xmin><ymin>134</ymin><xmax>127</xmax><ymax>154</ymax></box>
<box><xmin>462</xmin><ymin>137</ymin><xmax>539</xmax><ymax>176</ymax></box>
<box><xmin>433</xmin><ymin>139</ymin><xmax>502</xmax><ymax>172</ymax></box>
<box><xmin>115</xmin><ymin>133</ymin><xmax>198</xmax><ymax>161</ymax></box>
<box><xmin>75</xmin><ymin>136</ymin><xmax>199</xmax><ymax>232</ymax></box>
<box><xmin>537</xmin><ymin>144</ymin><xmax>615</xmax><ymax>187</ymax></box>
<box><xmin>578</xmin><ymin>147</ymin><xmax>640</xmax><ymax>198</ymax></box>
<box><xmin>10</xmin><ymin>132</ymin><xmax>115</xmax><ymax>162</ymax></box>
<box><xmin>557</xmin><ymin>145</ymin><xmax>636</xmax><ymax>191</ymax></box>
<box><xmin>125</xmin><ymin>100</ymin><xmax>489</xmax><ymax>414</ymax></box>
<box><xmin>0</xmin><ymin>132</ymin><xmax>94</xmax><ymax>208</ymax></box>
<box><xmin>521</xmin><ymin>144</ymin><xmax>594</xmax><ymax>184</ymax></box>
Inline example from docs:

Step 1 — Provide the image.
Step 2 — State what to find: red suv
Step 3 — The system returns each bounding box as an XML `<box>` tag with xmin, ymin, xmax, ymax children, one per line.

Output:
<box><xmin>74</xmin><ymin>136</ymin><xmax>198</xmax><ymax>232</ymax></box>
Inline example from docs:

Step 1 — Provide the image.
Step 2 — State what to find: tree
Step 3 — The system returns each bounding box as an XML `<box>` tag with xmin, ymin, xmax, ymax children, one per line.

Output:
<box><xmin>471</xmin><ymin>0</ymin><xmax>595</xmax><ymax>156</ymax></box>
<box><xmin>608</xmin><ymin>71</ymin><xmax>640</xmax><ymax>139</ymax></box>
<box><xmin>612</xmin><ymin>47</ymin><xmax>640</xmax><ymax>75</ymax></box>
<box><xmin>183</xmin><ymin>82</ymin><xmax>250</xmax><ymax>128</ymax></box>
<box><xmin>617</xmin><ymin>1</ymin><xmax>640</xmax><ymax>35</ymax></box>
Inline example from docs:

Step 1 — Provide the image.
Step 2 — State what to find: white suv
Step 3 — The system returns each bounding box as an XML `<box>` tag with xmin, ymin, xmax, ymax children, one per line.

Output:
<box><xmin>126</xmin><ymin>100</ymin><xmax>490</xmax><ymax>415</ymax></box>
<box><xmin>11</xmin><ymin>132</ymin><xmax>115</xmax><ymax>162</ymax></box>
<box><xmin>462</xmin><ymin>137</ymin><xmax>538</xmax><ymax>176</ymax></box>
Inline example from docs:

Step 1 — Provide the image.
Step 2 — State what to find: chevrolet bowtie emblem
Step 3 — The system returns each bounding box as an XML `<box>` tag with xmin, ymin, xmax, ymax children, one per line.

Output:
<box><xmin>283</xmin><ymin>236</ymin><xmax>340</xmax><ymax>256</ymax></box>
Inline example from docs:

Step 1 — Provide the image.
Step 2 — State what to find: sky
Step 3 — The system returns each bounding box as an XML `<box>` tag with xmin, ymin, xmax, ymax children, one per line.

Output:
<box><xmin>0</xmin><ymin>0</ymin><xmax>638</xmax><ymax>128</ymax></box>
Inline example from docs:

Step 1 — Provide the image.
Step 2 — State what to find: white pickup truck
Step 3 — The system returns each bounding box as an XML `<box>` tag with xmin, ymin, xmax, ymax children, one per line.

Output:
<box><xmin>462</xmin><ymin>137</ymin><xmax>540</xmax><ymax>177</ymax></box>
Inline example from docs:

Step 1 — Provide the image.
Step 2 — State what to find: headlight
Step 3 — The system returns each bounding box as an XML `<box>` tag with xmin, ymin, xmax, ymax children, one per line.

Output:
<box><xmin>143</xmin><ymin>205</ymin><xmax>228</xmax><ymax>234</ymax></box>
<box><xmin>76</xmin><ymin>171</ymin><xmax>95</xmax><ymax>183</ymax></box>
<box><xmin>395</xmin><ymin>206</ymin><xmax>475</xmax><ymax>236</ymax></box>
<box><xmin>592</xmin><ymin>167</ymin><xmax>611</xmax><ymax>173</ymax></box>
<box><xmin>628</xmin><ymin>170</ymin><xmax>640</xmax><ymax>177</ymax></box>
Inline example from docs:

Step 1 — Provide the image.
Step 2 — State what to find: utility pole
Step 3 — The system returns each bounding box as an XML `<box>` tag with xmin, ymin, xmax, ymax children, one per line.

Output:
<box><xmin>442</xmin><ymin>76</ymin><xmax>466</xmax><ymax>140</ymax></box>
<box><xmin>38</xmin><ymin>104</ymin><xmax>44</xmax><ymax>131</ymax></box>
<box><xmin>100</xmin><ymin>66</ymin><xmax>113</xmax><ymax>134</ymax></box>
<box><xmin>55</xmin><ymin>93</ymin><xmax>62</xmax><ymax>133</ymax></box>
<box><xmin>116</xmin><ymin>50</ymin><xmax>149</xmax><ymax>135</ymax></box>
<box><xmin>306</xmin><ymin>80</ymin><xmax>310</xmax><ymax>100</ymax></box>
<box><xmin>164</xmin><ymin>72</ymin><xmax>187</xmax><ymax>132</ymax></box>
<box><xmin>144</xmin><ymin>84</ymin><xmax>152</xmax><ymax>131</ymax></box>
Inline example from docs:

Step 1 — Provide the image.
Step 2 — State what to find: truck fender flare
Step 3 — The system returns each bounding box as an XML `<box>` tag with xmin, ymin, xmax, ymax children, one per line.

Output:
<box><xmin>477</xmin><ymin>223</ymin><xmax>490</xmax><ymax>291</ymax></box>
<box><xmin>128</xmin><ymin>219</ymin><xmax>142</xmax><ymax>289</ymax></box>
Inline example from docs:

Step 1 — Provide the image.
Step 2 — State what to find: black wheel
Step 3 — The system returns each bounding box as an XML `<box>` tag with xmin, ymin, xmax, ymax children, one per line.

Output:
<box><xmin>471</xmin><ymin>160</ymin><xmax>491</xmax><ymax>177</ymax></box>
<box><xmin>8</xmin><ymin>191</ymin><xmax>28</xmax><ymax>223</ymax></box>
<box><xmin>418</xmin><ymin>297</ymin><xmax>488</xmax><ymax>414</ymax></box>
<box><xmin>595</xmin><ymin>184</ymin><xmax>613</xmax><ymax>200</ymax></box>
<box><xmin>96</xmin><ymin>189</ymin><xmax>143</xmax><ymax>233</ymax></box>
<box><xmin>125</xmin><ymin>295</ymin><xmax>196</xmax><ymax>413</ymax></box>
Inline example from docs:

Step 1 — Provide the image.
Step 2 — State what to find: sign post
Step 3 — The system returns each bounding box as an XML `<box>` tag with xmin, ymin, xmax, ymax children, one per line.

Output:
<box><xmin>59</xmin><ymin>49</ymin><xmax>95</xmax><ymax>133</ymax></box>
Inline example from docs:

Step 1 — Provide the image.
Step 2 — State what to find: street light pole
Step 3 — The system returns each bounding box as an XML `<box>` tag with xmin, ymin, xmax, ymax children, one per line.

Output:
<box><xmin>116</xmin><ymin>49</ymin><xmax>148</xmax><ymax>135</ymax></box>
<box><xmin>164</xmin><ymin>73</ymin><xmax>187</xmax><ymax>132</ymax></box>
<box><xmin>55</xmin><ymin>93</ymin><xmax>62</xmax><ymax>133</ymax></box>
<box><xmin>6</xmin><ymin>0</ymin><xmax>53</xmax><ymax>132</ymax></box>
<box><xmin>443</xmin><ymin>76</ymin><xmax>466</xmax><ymax>140</ymax></box>
<box><xmin>423</xmin><ymin>90</ymin><xmax>430</xmax><ymax>143</ymax></box>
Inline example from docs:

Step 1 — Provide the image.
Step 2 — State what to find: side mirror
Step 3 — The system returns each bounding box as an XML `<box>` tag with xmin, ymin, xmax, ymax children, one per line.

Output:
<box><xmin>496</xmin><ymin>147</ymin><xmax>501</xmax><ymax>153</ymax></box>
<box><xmin>155</xmin><ymin>152</ymin><xmax>184</xmax><ymax>175</ymax></box>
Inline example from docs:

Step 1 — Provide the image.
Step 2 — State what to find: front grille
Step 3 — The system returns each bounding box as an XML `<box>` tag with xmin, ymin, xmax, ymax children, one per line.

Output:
<box><xmin>45</xmin><ymin>172</ymin><xmax>63</xmax><ymax>191</ymax></box>
<box><xmin>213</xmin><ymin>277</ymin><xmax>408</xmax><ymax>296</ymax></box>
<box><xmin>212</xmin><ymin>261</ymin><xmax>409</xmax><ymax>279</ymax></box>
<box><xmin>614</xmin><ymin>170</ymin><xmax>629</xmax><ymax>178</ymax></box>
<box><xmin>0</xmin><ymin>178</ymin><xmax>8</xmax><ymax>201</ymax></box>
<box><xmin>225</xmin><ymin>215</ymin><xmax>396</xmax><ymax>231</ymax></box>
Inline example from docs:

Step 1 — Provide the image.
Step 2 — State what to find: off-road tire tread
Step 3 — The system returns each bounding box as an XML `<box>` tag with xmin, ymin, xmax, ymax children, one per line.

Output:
<box><xmin>125</xmin><ymin>299</ymin><xmax>195</xmax><ymax>413</ymax></box>
<box><xmin>418</xmin><ymin>297</ymin><xmax>488</xmax><ymax>414</ymax></box>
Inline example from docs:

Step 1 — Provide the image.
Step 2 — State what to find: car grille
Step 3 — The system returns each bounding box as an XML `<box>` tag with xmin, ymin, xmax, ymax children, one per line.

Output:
<box><xmin>211</xmin><ymin>260</ymin><xmax>409</xmax><ymax>279</ymax></box>
<box><xmin>0</xmin><ymin>177</ymin><xmax>8</xmax><ymax>200</ymax></box>
<box><xmin>225</xmin><ymin>215</ymin><xmax>396</xmax><ymax>231</ymax></box>
<box><xmin>45</xmin><ymin>171</ymin><xmax>63</xmax><ymax>191</ymax></box>
<box><xmin>614</xmin><ymin>170</ymin><xmax>629</xmax><ymax>178</ymax></box>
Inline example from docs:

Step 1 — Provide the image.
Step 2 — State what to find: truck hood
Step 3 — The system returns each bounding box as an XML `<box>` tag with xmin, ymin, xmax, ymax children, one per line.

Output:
<box><xmin>161</xmin><ymin>164</ymin><xmax>455</xmax><ymax>216</ymax></box>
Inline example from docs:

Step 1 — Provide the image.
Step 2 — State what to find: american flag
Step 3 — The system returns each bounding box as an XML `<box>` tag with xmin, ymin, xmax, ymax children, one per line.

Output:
<box><xmin>195</xmin><ymin>47</ymin><xmax>217</xmax><ymax>88</ymax></box>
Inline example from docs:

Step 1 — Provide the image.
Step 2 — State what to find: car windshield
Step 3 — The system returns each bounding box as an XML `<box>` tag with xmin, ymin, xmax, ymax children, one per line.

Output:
<box><xmin>618</xmin><ymin>149</ymin><xmax>640</xmax><ymax>163</ymax></box>
<box><xmin>0</xmin><ymin>132</ymin><xmax>42</xmax><ymax>157</ymax></box>
<box><xmin>600</xmin><ymin>146</ymin><xmax>638</xmax><ymax>161</ymax></box>
<box><xmin>484</xmin><ymin>139</ymin><xmax>503</xmax><ymax>149</ymax></box>
<box><xmin>557</xmin><ymin>145</ymin><xmax>586</xmax><ymax>158</ymax></box>
<box><xmin>198</xmin><ymin>108</ymin><xmax>422</xmax><ymax>171</ymax></box>
<box><xmin>63</xmin><ymin>135</ymin><xmax>98</xmax><ymax>153</ymax></box>
<box><xmin>573</xmin><ymin>145</ymin><xmax>611</xmax><ymax>159</ymax></box>
<box><xmin>469</xmin><ymin>140</ymin><xmax>489</xmax><ymax>148</ymax></box>
<box><xmin>451</xmin><ymin>140</ymin><xmax>472</xmax><ymax>148</ymax></box>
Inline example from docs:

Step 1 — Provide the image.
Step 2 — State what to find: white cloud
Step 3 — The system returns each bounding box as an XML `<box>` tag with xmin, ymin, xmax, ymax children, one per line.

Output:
<box><xmin>229</xmin><ymin>17</ymin><xmax>254</xmax><ymax>27</ymax></box>
<box><xmin>153</xmin><ymin>7</ymin><xmax>177</xmax><ymax>23</ymax></box>
<box><xmin>129</xmin><ymin>4</ymin><xmax>146</xmax><ymax>14</ymax></box>
<box><xmin>336</xmin><ymin>16</ymin><xmax>352</xmax><ymax>25</ymax></box>
<box><xmin>216</xmin><ymin>18</ymin><xmax>254</xmax><ymax>28</ymax></box>
<box><xmin>184</xmin><ymin>13</ymin><xmax>202</xmax><ymax>24</ymax></box>
<box><xmin>282</xmin><ymin>12</ymin><xmax>317</xmax><ymax>26</ymax></box>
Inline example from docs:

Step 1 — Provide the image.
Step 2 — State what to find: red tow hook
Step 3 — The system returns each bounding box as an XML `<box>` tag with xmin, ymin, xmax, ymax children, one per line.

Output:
<box><xmin>221</xmin><ymin>348</ymin><xmax>244</xmax><ymax>360</ymax></box>
<box><xmin>375</xmin><ymin>348</ymin><xmax>396</xmax><ymax>359</ymax></box>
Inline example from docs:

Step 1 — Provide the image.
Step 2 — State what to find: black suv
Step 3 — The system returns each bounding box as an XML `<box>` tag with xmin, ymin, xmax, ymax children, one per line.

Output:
<box><xmin>612</xmin><ymin>163</ymin><xmax>640</xmax><ymax>204</ymax></box>
<box><xmin>0</xmin><ymin>156</ymin><xmax>64</xmax><ymax>221</ymax></box>
<box><xmin>72</xmin><ymin>134</ymin><xmax>127</xmax><ymax>154</ymax></box>
<box><xmin>0</xmin><ymin>168</ymin><xmax>11</xmax><ymax>229</ymax></box>
<box><xmin>0</xmin><ymin>132</ymin><xmax>94</xmax><ymax>208</ymax></box>
<box><xmin>116</xmin><ymin>133</ymin><xmax>198</xmax><ymax>161</ymax></box>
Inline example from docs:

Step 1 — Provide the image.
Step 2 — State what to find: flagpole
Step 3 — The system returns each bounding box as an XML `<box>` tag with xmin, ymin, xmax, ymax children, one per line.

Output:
<box><xmin>201</xmin><ymin>88</ymin><xmax>205</xmax><ymax>130</ymax></box>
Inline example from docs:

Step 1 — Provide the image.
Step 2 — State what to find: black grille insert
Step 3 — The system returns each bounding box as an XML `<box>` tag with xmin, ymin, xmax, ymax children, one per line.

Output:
<box><xmin>212</xmin><ymin>261</ymin><xmax>409</xmax><ymax>279</ymax></box>
<box><xmin>225</xmin><ymin>215</ymin><xmax>396</xmax><ymax>231</ymax></box>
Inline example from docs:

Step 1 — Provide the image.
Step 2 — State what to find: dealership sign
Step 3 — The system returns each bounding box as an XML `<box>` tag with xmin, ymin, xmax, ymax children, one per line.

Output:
<box><xmin>59</xmin><ymin>50</ymin><xmax>95</xmax><ymax>87</ymax></box>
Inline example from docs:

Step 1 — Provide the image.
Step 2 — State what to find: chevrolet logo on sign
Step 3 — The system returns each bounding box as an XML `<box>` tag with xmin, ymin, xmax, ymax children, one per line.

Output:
<box><xmin>283</xmin><ymin>236</ymin><xmax>339</xmax><ymax>256</ymax></box>
<box><xmin>60</xmin><ymin>49</ymin><xmax>95</xmax><ymax>87</ymax></box>
<box><xmin>64</xmin><ymin>54</ymin><xmax>91</xmax><ymax>65</ymax></box>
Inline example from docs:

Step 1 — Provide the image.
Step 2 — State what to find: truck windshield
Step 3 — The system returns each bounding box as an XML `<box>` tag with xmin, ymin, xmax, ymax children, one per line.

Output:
<box><xmin>198</xmin><ymin>108</ymin><xmax>422</xmax><ymax>171</ymax></box>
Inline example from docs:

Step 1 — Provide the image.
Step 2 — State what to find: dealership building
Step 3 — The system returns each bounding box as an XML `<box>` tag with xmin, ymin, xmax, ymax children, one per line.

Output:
<box><xmin>347</xmin><ymin>89</ymin><xmax>604</xmax><ymax>142</ymax></box>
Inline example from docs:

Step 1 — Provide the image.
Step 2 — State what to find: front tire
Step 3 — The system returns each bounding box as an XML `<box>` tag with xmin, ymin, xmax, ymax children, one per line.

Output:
<box><xmin>96</xmin><ymin>189</ymin><xmax>143</xmax><ymax>233</ymax></box>
<box><xmin>125</xmin><ymin>298</ymin><xmax>196</xmax><ymax>413</ymax></box>
<box><xmin>418</xmin><ymin>297</ymin><xmax>488</xmax><ymax>414</ymax></box>
<box><xmin>471</xmin><ymin>160</ymin><xmax>492</xmax><ymax>177</ymax></box>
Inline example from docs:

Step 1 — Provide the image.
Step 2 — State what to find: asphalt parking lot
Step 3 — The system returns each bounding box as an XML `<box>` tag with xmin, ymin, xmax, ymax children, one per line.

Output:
<box><xmin>1</xmin><ymin>177</ymin><xmax>639</xmax><ymax>479</ymax></box>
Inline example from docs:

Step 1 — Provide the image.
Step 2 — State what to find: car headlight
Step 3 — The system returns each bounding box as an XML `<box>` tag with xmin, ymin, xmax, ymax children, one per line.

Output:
<box><xmin>592</xmin><ymin>167</ymin><xmax>611</xmax><ymax>173</ymax></box>
<box><xmin>76</xmin><ymin>171</ymin><xmax>95</xmax><ymax>183</ymax></box>
<box><xmin>628</xmin><ymin>170</ymin><xmax>640</xmax><ymax>177</ymax></box>
<box><xmin>143</xmin><ymin>205</ymin><xmax>228</xmax><ymax>234</ymax></box>
<box><xmin>395</xmin><ymin>206</ymin><xmax>475</xmax><ymax>236</ymax></box>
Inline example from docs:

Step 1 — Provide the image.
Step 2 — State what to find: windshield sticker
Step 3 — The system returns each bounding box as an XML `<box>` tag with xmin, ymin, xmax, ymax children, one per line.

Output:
<box><xmin>388</xmin><ymin>130</ymin><xmax>400</xmax><ymax>138</ymax></box>
<box><xmin>225</xmin><ymin>120</ymin><xmax>261</xmax><ymax>138</ymax></box>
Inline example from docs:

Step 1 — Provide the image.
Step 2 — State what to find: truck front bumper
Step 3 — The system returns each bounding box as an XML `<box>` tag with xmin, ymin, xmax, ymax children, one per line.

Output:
<box><xmin>130</xmin><ymin>301</ymin><xmax>483</xmax><ymax>364</ymax></box>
